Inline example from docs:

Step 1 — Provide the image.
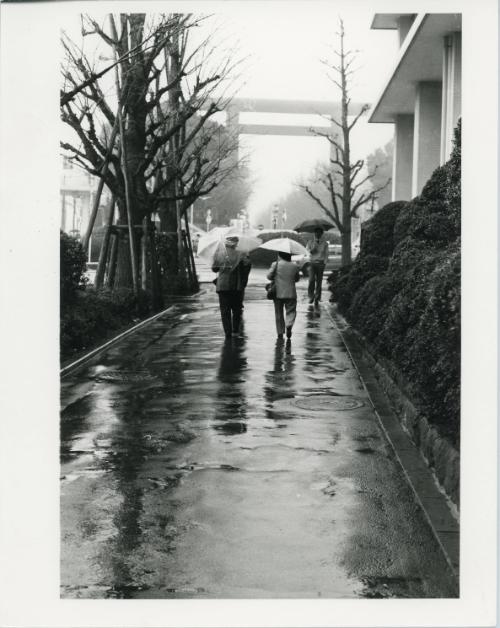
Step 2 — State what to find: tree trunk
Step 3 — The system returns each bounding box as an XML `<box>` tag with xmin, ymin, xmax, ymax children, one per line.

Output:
<box><xmin>141</xmin><ymin>216</ymin><xmax>148</xmax><ymax>291</ymax></box>
<box><xmin>340</xmin><ymin>229</ymin><xmax>352</xmax><ymax>266</ymax></box>
<box><xmin>340</xmin><ymin>19</ymin><xmax>352</xmax><ymax>269</ymax></box>
<box><xmin>114</xmin><ymin>229</ymin><xmax>134</xmax><ymax>289</ymax></box>
<box><xmin>159</xmin><ymin>197</ymin><xmax>180</xmax><ymax>276</ymax></box>
<box><xmin>176</xmin><ymin>196</ymin><xmax>187</xmax><ymax>284</ymax></box>
<box><xmin>148</xmin><ymin>223</ymin><xmax>163</xmax><ymax>311</ymax></box>
<box><xmin>112</xmin><ymin>201</ymin><xmax>142</xmax><ymax>290</ymax></box>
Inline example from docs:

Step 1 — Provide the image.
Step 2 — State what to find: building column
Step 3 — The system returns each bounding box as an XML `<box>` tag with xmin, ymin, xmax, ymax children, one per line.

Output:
<box><xmin>441</xmin><ymin>32</ymin><xmax>462</xmax><ymax>163</ymax></box>
<box><xmin>392</xmin><ymin>114</ymin><xmax>414</xmax><ymax>201</ymax></box>
<box><xmin>412</xmin><ymin>82</ymin><xmax>442</xmax><ymax>197</ymax></box>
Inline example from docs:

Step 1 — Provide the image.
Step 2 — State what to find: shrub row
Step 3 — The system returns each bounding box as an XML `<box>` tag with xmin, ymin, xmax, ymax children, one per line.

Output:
<box><xmin>328</xmin><ymin>121</ymin><xmax>461</xmax><ymax>445</ymax></box>
<box><xmin>60</xmin><ymin>287</ymin><xmax>151</xmax><ymax>359</ymax></box>
<box><xmin>60</xmin><ymin>232</ymin><xmax>152</xmax><ymax>360</ymax></box>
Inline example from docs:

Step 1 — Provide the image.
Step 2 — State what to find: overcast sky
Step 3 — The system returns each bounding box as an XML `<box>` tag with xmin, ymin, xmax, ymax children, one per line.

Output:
<box><xmin>214</xmin><ymin>5</ymin><xmax>397</xmax><ymax>223</ymax></box>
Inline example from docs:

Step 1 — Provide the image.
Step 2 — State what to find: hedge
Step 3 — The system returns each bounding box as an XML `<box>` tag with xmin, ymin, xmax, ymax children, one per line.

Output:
<box><xmin>328</xmin><ymin>120</ymin><xmax>461</xmax><ymax>445</ymax></box>
<box><xmin>60</xmin><ymin>231</ymin><xmax>152</xmax><ymax>359</ymax></box>
<box><xmin>60</xmin><ymin>230</ymin><xmax>88</xmax><ymax>303</ymax></box>
<box><xmin>60</xmin><ymin>287</ymin><xmax>151</xmax><ymax>359</ymax></box>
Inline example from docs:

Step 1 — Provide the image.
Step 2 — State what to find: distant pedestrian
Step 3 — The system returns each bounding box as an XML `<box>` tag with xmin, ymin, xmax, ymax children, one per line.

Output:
<box><xmin>306</xmin><ymin>227</ymin><xmax>329</xmax><ymax>306</ymax></box>
<box><xmin>267</xmin><ymin>252</ymin><xmax>300</xmax><ymax>340</ymax></box>
<box><xmin>193</xmin><ymin>233</ymin><xmax>201</xmax><ymax>254</ymax></box>
<box><xmin>212</xmin><ymin>236</ymin><xmax>250</xmax><ymax>338</ymax></box>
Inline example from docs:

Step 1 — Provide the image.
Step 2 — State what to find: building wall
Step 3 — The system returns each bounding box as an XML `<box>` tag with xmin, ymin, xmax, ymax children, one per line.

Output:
<box><xmin>371</xmin><ymin>15</ymin><xmax>462</xmax><ymax>202</ymax></box>
<box><xmin>60</xmin><ymin>160</ymin><xmax>111</xmax><ymax>242</ymax></box>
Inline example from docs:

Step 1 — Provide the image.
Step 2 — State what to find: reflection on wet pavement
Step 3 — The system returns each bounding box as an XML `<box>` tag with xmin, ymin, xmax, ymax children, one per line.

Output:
<box><xmin>60</xmin><ymin>284</ymin><xmax>457</xmax><ymax>599</ymax></box>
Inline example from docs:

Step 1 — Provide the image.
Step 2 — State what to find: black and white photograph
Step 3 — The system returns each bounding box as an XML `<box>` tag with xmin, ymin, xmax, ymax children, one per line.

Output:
<box><xmin>0</xmin><ymin>0</ymin><xmax>498</xmax><ymax>625</ymax></box>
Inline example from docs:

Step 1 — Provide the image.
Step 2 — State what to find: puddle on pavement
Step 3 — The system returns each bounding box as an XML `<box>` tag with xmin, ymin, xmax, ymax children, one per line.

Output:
<box><xmin>213</xmin><ymin>421</ymin><xmax>247</xmax><ymax>435</ymax></box>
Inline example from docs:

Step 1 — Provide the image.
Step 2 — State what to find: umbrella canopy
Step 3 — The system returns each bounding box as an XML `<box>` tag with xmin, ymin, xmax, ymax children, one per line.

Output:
<box><xmin>293</xmin><ymin>218</ymin><xmax>335</xmax><ymax>233</ymax></box>
<box><xmin>259</xmin><ymin>238</ymin><xmax>307</xmax><ymax>255</ymax></box>
<box><xmin>197</xmin><ymin>227</ymin><xmax>261</xmax><ymax>268</ymax></box>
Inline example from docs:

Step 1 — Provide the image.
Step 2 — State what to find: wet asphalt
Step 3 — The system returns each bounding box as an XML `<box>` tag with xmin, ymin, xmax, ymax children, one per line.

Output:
<box><xmin>60</xmin><ymin>272</ymin><xmax>457</xmax><ymax>598</ymax></box>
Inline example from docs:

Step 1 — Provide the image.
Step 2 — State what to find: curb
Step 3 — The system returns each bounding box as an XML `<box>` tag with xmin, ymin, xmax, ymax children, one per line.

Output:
<box><xmin>322</xmin><ymin>304</ymin><xmax>459</xmax><ymax>585</ymax></box>
<box><xmin>60</xmin><ymin>304</ymin><xmax>175</xmax><ymax>379</ymax></box>
<box><xmin>61</xmin><ymin>289</ymin><xmax>210</xmax><ymax>379</ymax></box>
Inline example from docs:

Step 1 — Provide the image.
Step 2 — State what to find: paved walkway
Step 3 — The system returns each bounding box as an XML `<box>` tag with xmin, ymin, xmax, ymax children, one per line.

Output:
<box><xmin>60</xmin><ymin>274</ymin><xmax>457</xmax><ymax>598</ymax></box>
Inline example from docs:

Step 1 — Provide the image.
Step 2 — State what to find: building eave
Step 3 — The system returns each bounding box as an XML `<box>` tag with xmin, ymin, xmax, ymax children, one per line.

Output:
<box><xmin>371</xmin><ymin>13</ymin><xmax>415</xmax><ymax>30</ymax></box>
<box><xmin>369</xmin><ymin>13</ymin><xmax>462</xmax><ymax>124</ymax></box>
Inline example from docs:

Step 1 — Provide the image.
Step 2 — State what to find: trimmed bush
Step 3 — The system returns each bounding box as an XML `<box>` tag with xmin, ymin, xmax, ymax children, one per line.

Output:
<box><xmin>360</xmin><ymin>201</ymin><xmax>407</xmax><ymax>258</ymax></box>
<box><xmin>328</xmin><ymin>120</ymin><xmax>461</xmax><ymax>445</ymax></box>
<box><xmin>60</xmin><ymin>287</ymin><xmax>152</xmax><ymax>359</ymax></box>
<box><xmin>330</xmin><ymin>255</ymin><xmax>389</xmax><ymax>312</ymax></box>
<box><xmin>60</xmin><ymin>229</ymin><xmax>154</xmax><ymax>359</ymax></box>
<box><xmin>60</xmin><ymin>230</ymin><xmax>87</xmax><ymax>303</ymax></box>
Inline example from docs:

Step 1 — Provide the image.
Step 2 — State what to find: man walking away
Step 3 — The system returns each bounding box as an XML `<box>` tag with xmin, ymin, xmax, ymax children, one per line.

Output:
<box><xmin>306</xmin><ymin>227</ymin><xmax>329</xmax><ymax>306</ymax></box>
<box><xmin>212</xmin><ymin>236</ymin><xmax>249</xmax><ymax>338</ymax></box>
<box><xmin>267</xmin><ymin>251</ymin><xmax>300</xmax><ymax>340</ymax></box>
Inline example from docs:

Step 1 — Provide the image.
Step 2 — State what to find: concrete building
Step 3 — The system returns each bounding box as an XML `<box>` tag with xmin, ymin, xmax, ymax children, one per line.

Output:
<box><xmin>369</xmin><ymin>14</ymin><xmax>461</xmax><ymax>200</ymax></box>
<box><xmin>60</xmin><ymin>157</ymin><xmax>112</xmax><ymax>236</ymax></box>
<box><xmin>60</xmin><ymin>157</ymin><xmax>112</xmax><ymax>259</ymax></box>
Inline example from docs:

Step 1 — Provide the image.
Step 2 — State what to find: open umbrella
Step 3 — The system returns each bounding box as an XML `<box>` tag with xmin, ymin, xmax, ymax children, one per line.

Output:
<box><xmin>197</xmin><ymin>228</ymin><xmax>261</xmax><ymax>268</ymax></box>
<box><xmin>259</xmin><ymin>238</ymin><xmax>307</xmax><ymax>255</ymax></box>
<box><xmin>293</xmin><ymin>218</ymin><xmax>335</xmax><ymax>233</ymax></box>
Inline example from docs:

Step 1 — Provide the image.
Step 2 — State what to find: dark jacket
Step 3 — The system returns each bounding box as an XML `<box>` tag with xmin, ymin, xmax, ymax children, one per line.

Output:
<box><xmin>212</xmin><ymin>256</ymin><xmax>251</xmax><ymax>292</ymax></box>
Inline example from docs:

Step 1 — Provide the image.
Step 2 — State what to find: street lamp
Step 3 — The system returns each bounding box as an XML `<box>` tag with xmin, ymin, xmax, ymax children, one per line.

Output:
<box><xmin>271</xmin><ymin>204</ymin><xmax>279</xmax><ymax>230</ymax></box>
<box><xmin>281</xmin><ymin>208</ymin><xmax>287</xmax><ymax>229</ymax></box>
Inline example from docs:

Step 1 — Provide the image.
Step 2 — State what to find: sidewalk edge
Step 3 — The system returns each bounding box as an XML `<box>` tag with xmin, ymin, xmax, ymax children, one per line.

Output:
<box><xmin>60</xmin><ymin>304</ymin><xmax>175</xmax><ymax>379</ymax></box>
<box><xmin>60</xmin><ymin>289</ymin><xmax>209</xmax><ymax>379</ymax></box>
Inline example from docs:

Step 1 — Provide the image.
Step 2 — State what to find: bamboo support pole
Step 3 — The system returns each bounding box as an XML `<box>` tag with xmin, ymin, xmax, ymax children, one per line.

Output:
<box><xmin>94</xmin><ymin>196</ymin><xmax>116</xmax><ymax>289</ymax></box>
<box><xmin>183</xmin><ymin>217</ymin><xmax>199</xmax><ymax>292</ymax></box>
<box><xmin>141</xmin><ymin>216</ymin><xmax>148</xmax><ymax>291</ymax></box>
<box><xmin>106</xmin><ymin>231</ymin><xmax>119</xmax><ymax>287</ymax></box>
<box><xmin>81</xmin><ymin>119</ymin><xmax>119</xmax><ymax>253</ymax></box>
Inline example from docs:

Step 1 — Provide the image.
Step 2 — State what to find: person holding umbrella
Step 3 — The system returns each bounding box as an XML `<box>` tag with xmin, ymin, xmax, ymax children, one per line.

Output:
<box><xmin>263</xmin><ymin>239</ymin><xmax>302</xmax><ymax>340</ymax></box>
<box><xmin>212</xmin><ymin>236</ymin><xmax>251</xmax><ymax>338</ymax></box>
<box><xmin>293</xmin><ymin>218</ymin><xmax>333</xmax><ymax>307</ymax></box>
<box><xmin>305</xmin><ymin>227</ymin><xmax>329</xmax><ymax>306</ymax></box>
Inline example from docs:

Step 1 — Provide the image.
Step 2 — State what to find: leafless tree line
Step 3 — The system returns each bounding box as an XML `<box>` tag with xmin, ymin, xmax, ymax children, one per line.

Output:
<box><xmin>61</xmin><ymin>13</ymin><xmax>245</xmax><ymax>298</ymax></box>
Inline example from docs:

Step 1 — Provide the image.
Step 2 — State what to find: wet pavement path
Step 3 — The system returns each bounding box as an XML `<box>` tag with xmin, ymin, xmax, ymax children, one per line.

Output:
<box><xmin>60</xmin><ymin>276</ymin><xmax>457</xmax><ymax>598</ymax></box>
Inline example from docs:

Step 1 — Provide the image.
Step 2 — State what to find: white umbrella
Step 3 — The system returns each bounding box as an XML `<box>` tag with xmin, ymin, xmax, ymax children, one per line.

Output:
<box><xmin>259</xmin><ymin>237</ymin><xmax>308</xmax><ymax>255</ymax></box>
<box><xmin>197</xmin><ymin>228</ymin><xmax>261</xmax><ymax>268</ymax></box>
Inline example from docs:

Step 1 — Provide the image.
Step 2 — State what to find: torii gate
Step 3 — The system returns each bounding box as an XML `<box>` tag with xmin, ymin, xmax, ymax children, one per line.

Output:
<box><xmin>223</xmin><ymin>97</ymin><xmax>365</xmax><ymax>159</ymax></box>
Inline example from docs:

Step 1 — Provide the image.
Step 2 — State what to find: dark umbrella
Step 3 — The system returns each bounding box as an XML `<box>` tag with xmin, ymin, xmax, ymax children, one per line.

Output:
<box><xmin>293</xmin><ymin>218</ymin><xmax>335</xmax><ymax>233</ymax></box>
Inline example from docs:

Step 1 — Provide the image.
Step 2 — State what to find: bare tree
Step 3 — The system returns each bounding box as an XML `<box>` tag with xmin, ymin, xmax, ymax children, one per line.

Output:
<box><xmin>61</xmin><ymin>13</ymin><xmax>243</xmax><ymax>293</ymax></box>
<box><xmin>300</xmin><ymin>18</ymin><xmax>390</xmax><ymax>266</ymax></box>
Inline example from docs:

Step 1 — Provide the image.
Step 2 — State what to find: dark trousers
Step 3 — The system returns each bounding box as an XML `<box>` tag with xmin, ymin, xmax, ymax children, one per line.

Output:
<box><xmin>308</xmin><ymin>262</ymin><xmax>325</xmax><ymax>301</ymax></box>
<box><xmin>218</xmin><ymin>291</ymin><xmax>243</xmax><ymax>336</ymax></box>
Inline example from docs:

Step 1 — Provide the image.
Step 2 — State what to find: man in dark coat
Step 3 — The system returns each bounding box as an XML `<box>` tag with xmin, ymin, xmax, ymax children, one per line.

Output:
<box><xmin>212</xmin><ymin>236</ymin><xmax>251</xmax><ymax>337</ymax></box>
